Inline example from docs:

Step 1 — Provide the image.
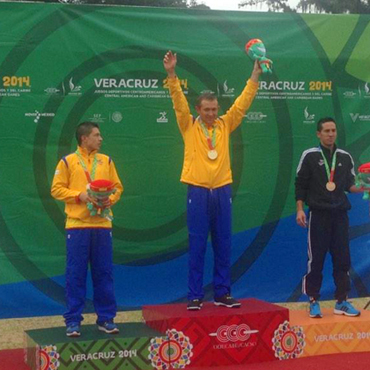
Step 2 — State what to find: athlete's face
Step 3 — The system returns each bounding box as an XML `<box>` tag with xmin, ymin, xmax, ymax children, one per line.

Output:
<box><xmin>317</xmin><ymin>121</ymin><xmax>337</xmax><ymax>149</ymax></box>
<box><xmin>82</xmin><ymin>127</ymin><xmax>102</xmax><ymax>153</ymax></box>
<box><xmin>196</xmin><ymin>99</ymin><xmax>219</xmax><ymax>126</ymax></box>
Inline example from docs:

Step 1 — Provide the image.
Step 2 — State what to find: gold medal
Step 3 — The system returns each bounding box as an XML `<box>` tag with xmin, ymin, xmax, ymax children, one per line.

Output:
<box><xmin>326</xmin><ymin>181</ymin><xmax>336</xmax><ymax>191</ymax></box>
<box><xmin>208</xmin><ymin>150</ymin><xmax>218</xmax><ymax>160</ymax></box>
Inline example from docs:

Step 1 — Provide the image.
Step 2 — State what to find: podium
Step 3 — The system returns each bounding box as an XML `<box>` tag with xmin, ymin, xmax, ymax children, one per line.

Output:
<box><xmin>24</xmin><ymin>299</ymin><xmax>369</xmax><ymax>369</ymax></box>
<box><xmin>143</xmin><ymin>298</ymin><xmax>289</xmax><ymax>367</ymax></box>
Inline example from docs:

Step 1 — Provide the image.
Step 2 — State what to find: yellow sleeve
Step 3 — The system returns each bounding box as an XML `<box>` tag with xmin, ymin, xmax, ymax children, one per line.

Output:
<box><xmin>51</xmin><ymin>159</ymin><xmax>81</xmax><ymax>204</ymax></box>
<box><xmin>167</xmin><ymin>76</ymin><xmax>193</xmax><ymax>134</ymax></box>
<box><xmin>221</xmin><ymin>79</ymin><xmax>259</xmax><ymax>133</ymax></box>
<box><xmin>108</xmin><ymin>159</ymin><xmax>123</xmax><ymax>206</ymax></box>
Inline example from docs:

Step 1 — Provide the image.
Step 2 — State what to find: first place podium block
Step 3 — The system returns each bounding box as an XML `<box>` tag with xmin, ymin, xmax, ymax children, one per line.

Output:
<box><xmin>24</xmin><ymin>322</ymin><xmax>166</xmax><ymax>370</ymax></box>
<box><xmin>143</xmin><ymin>298</ymin><xmax>289</xmax><ymax>367</ymax></box>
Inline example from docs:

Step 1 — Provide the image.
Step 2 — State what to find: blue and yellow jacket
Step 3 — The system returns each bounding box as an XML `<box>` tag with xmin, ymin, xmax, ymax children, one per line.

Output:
<box><xmin>168</xmin><ymin>76</ymin><xmax>258</xmax><ymax>189</ymax></box>
<box><xmin>51</xmin><ymin>146</ymin><xmax>123</xmax><ymax>228</ymax></box>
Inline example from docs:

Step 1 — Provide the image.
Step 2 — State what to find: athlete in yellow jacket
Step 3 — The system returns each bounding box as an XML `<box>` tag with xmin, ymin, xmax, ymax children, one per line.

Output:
<box><xmin>51</xmin><ymin>121</ymin><xmax>123</xmax><ymax>336</ymax></box>
<box><xmin>164</xmin><ymin>50</ymin><xmax>261</xmax><ymax>310</ymax></box>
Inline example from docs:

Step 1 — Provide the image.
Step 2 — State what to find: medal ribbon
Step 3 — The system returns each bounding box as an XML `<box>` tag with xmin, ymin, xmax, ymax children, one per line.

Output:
<box><xmin>320</xmin><ymin>147</ymin><xmax>337</xmax><ymax>183</ymax></box>
<box><xmin>75</xmin><ymin>150</ymin><xmax>98</xmax><ymax>183</ymax></box>
<box><xmin>199</xmin><ymin>121</ymin><xmax>216</xmax><ymax>150</ymax></box>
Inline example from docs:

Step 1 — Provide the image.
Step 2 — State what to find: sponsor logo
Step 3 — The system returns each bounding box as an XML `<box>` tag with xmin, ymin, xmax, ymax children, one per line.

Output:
<box><xmin>343</xmin><ymin>91</ymin><xmax>356</xmax><ymax>98</ymax></box>
<box><xmin>66</xmin><ymin>77</ymin><xmax>82</xmax><ymax>94</ymax></box>
<box><xmin>44</xmin><ymin>87</ymin><xmax>61</xmax><ymax>95</ymax></box>
<box><xmin>156</xmin><ymin>111</ymin><xmax>168</xmax><ymax>123</ymax></box>
<box><xmin>318</xmin><ymin>159</ymin><xmax>324</xmax><ymax>166</ymax></box>
<box><xmin>358</xmin><ymin>82</ymin><xmax>370</xmax><ymax>98</ymax></box>
<box><xmin>350</xmin><ymin>113</ymin><xmax>370</xmax><ymax>123</ymax></box>
<box><xmin>25</xmin><ymin>110</ymin><xmax>55</xmax><ymax>123</ymax></box>
<box><xmin>244</xmin><ymin>111</ymin><xmax>267</xmax><ymax>122</ymax></box>
<box><xmin>217</xmin><ymin>80</ymin><xmax>235</xmax><ymax>97</ymax></box>
<box><xmin>350</xmin><ymin>113</ymin><xmax>359</xmax><ymax>122</ymax></box>
<box><xmin>200</xmin><ymin>89</ymin><xmax>215</xmax><ymax>95</ymax></box>
<box><xmin>303</xmin><ymin>106</ymin><xmax>315</xmax><ymax>123</ymax></box>
<box><xmin>46</xmin><ymin>77</ymin><xmax>82</xmax><ymax>96</ymax></box>
<box><xmin>110</xmin><ymin>111</ymin><xmax>123</xmax><ymax>123</ymax></box>
<box><xmin>89</xmin><ymin>113</ymin><xmax>106</xmax><ymax>123</ymax></box>
<box><xmin>209</xmin><ymin>324</ymin><xmax>258</xmax><ymax>343</ymax></box>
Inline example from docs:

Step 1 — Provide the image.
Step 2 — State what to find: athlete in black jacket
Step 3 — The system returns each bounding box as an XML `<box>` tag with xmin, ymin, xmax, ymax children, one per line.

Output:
<box><xmin>295</xmin><ymin>117</ymin><xmax>362</xmax><ymax>318</ymax></box>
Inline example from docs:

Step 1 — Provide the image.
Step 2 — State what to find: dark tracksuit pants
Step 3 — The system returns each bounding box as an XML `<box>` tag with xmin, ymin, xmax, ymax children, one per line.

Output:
<box><xmin>64</xmin><ymin>228</ymin><xmax>116</xmax><ymax>325</ymax></box>
<box><xmin>302</xmin><ymin>209</ymin><xmax>351</xmax><ymax>301</ymax></box>
<box><xmin>187</xmin><ymin>184</ymin><xmax>232</xmax><ymax>301</ymax></box>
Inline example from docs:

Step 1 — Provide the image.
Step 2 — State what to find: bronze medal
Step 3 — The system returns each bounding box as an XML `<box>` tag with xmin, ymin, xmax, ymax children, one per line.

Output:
<box><xmin>326</xmin><ymin>181</ymin><xmax>336</xmax><ymax>191</ymax></box>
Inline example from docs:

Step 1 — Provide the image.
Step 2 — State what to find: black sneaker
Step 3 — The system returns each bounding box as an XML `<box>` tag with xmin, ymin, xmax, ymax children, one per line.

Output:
<box><xmin>187</xmin><ymin>299</ymin><xmax>203</xmax><ymax>311</ymax></box>
<box><xmin>214</xmin><ymin>294</ymin><xmax>241</xmax><ymax>308</ymax></box>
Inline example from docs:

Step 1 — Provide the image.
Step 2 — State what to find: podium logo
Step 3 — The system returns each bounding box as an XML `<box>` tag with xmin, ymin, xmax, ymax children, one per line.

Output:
<box><xmin>209</xmin><ymin>324</ymin><xmax>258</xmax><ymax>343</ymax></box>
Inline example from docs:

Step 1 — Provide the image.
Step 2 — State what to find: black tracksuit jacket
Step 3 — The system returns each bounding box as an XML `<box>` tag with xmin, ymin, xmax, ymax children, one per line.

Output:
<box><xmin>295</xmin><ymin>144</ymin><xmax>355</xmax><ymax>211</ymax></box>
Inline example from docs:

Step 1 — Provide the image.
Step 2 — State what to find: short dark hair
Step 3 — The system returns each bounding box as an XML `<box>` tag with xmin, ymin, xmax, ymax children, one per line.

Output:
<box><xmin>196</xmin><ymin>92</ymin><xmax>218</xmax><ymax>107</ymax></box>
<box><xmin>317</xmin><ymin>117</ymin><xmax>336</xmax><ymax>132</ymax></box>
<box><xmin>75</xmin><ymin>121</ymin><xmax>99</xmax><ymax>145</ymax></box>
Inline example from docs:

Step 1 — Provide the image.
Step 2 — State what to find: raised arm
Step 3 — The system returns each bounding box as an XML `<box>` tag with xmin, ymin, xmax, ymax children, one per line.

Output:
<box><xmin>163</xmin><ymin>50</ymin><xmax>192</xmax><ymax>133</ymax></box>
<box><xmin>250</xmin><ymin>60</ymin><xmax>262</xmax><ymax>83</ymax></box>
<box><xmin>163</xmin><ymin>50</ymin><xmax>177</xmax><ymax>78</ymax></box>
<box><xmin>222</xmin><ymin>60</ymin><xmax>262</xmax><ymax>132</ymax></box>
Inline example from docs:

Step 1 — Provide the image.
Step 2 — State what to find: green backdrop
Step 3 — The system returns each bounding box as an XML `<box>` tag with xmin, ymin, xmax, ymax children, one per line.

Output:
<box><xmin>1</xmin><ymin>2</ymin><xmax>370</xmax><ymax>318</ymax></box>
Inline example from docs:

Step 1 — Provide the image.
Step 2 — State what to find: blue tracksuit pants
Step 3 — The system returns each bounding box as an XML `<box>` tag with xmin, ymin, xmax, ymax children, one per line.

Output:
<box><xmin>64</xmin><ymin>228</ymin><xmax>116</xmax><ymax>325</ymax></box>
<box><xmin>187</xmin><ymin>184</ymin><xmax>232</xmax><ymax>301</ymax></box>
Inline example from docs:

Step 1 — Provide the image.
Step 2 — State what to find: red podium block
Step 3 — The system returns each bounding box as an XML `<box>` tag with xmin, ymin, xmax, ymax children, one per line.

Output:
<box><xmin>143</xmin><ymin>298</ymin><xmax>289</xmax><ymax>368</ymax></box>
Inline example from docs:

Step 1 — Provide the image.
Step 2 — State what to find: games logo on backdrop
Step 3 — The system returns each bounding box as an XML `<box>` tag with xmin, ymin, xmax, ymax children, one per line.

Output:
<box><xmin>1</xmin><ymin>75</ymin><xmax>32</xmax><ymax>97</ymax></box>
<box><xmin>256</xmin><ymin>80</ymin><xmax>332</xmax><ymax>101</ymax></box>
<box><xmin>93</xmin><ymin>77</ymin><xmax>183</xmax><ymax>99</ymax></box>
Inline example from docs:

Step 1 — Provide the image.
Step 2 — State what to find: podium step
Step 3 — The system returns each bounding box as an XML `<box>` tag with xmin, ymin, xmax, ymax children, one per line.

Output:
<box><xmin>143</xmin><ymin>298</ymin><xmax>289</xmax><ymax>367</ymax></box>
<box><xmin>290</xmin><ymin>308</ymin><xmax>370</xmax><ymax>357</ymax></box>
<box><xmin>24</xmin><ymin>322</ymin><xmax>166</xmax><ymax>370</ymax></box>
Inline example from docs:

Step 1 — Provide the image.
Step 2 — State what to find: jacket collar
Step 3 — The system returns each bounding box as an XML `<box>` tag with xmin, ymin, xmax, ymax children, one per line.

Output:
<box><xmin>77</xmin><ymin>145</ymin><xmax>98</xmax><ymax>158</ymax></box>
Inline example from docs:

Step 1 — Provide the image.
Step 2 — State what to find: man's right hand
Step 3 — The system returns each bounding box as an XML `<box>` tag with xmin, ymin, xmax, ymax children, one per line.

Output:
<box><xmin>296</xmin><ymin>210</ymin><xmax>307</xmax><ymax>228</ymax></box>
<box><xmin>163</xmin><ymin>50</ymin><xmax>177</xmax><ymax>78</ymax></box>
